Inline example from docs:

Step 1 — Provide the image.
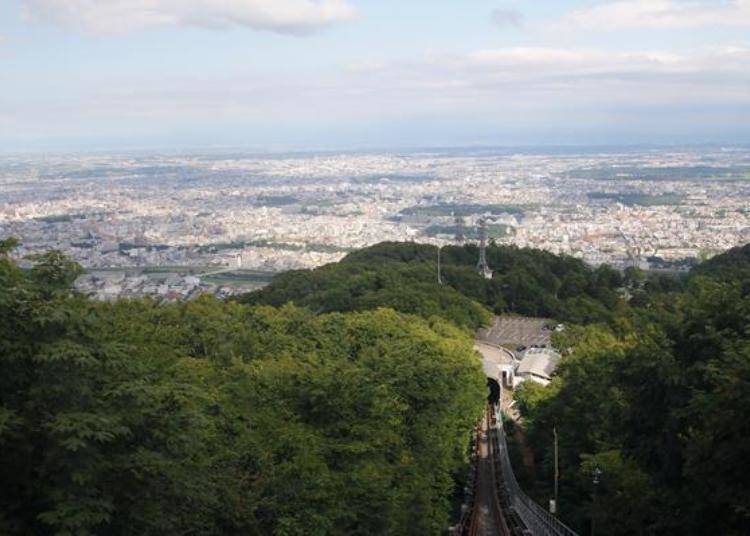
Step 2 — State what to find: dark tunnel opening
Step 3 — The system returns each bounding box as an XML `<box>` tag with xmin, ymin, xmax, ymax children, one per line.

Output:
<box><xmin>487</xmin><ymin>378</ymin><xmax>500</xmax><ymax>406</ymax></box>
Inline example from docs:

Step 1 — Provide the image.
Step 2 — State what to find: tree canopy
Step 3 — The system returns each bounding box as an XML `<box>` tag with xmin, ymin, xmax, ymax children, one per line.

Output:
<box><xmin>513</xmin><ymin>247</ymin><xmax>750</xmax><ymax>535</ymax></box>
<box><xmin>242</xmin><ymin>241</ymin><xmax>628</xmax><ymax>326</ymax></box>
<box><xmin>4</xmin><ymin>238</ymin><xmax>749</xmax><ymax>535</ymax></box>
<box><xmin>241</xmin><ymin>240</ymin><xmax>750</xmax><ymax>534</ymax></box>
<box><xmin>0</xmin><ymin>247</ymin><xmax>486</xmax><ymax>535</ymax></box>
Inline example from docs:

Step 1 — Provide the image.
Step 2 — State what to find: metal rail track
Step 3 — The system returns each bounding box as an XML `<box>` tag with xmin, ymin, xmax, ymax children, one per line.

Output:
<box><xmin>481</xmin><ymin>407</ymin><xmax>512</xmax><ymax>536</ymax></box>
<box><xmin>457</xmin><ymin>406</ymin><xmax>511</xmax><ymax>536</ymax></box>
<box><xmin>490</xmin><ymin>405</ymin><xmax>579</xmax><ymax>536</ymax></box>
<box><xmin>455</xmin><ymin>404</ymin><xmax>580</xmax><ymax>536</ymax></box>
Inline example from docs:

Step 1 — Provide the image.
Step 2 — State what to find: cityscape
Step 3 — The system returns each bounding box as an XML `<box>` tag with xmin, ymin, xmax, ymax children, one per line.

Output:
<box><xmin>3</xmin><ymin>0</ymin><xmax>750</xmax><ymax>533</ymax></box>
<box><xmin>2</xmin><ymin>146</ymin><xmax>748</xmax><ymax>299</ymax></box>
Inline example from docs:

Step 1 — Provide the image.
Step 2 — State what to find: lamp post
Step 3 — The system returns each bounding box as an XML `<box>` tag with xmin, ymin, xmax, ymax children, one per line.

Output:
<box><xmin>551</xmin><ymin>426</ymin><xmax>559</xmax><ymax>516</ymax></box>
<box><xmin>437</xmin><ymin>245</ymin><xmax>443</xmax><ymax>285</ymax></box>
<box><xmin>591</xmin><ymin>466</ymin><xmax>602</xmax><ymax>536</ymax></box>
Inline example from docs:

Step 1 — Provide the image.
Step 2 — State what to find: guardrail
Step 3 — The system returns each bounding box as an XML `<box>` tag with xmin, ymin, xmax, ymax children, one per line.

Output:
<box><xmin>491</xmin><ymin>406</ymin><xmax>579</xmax><ymax>536</ymax></box>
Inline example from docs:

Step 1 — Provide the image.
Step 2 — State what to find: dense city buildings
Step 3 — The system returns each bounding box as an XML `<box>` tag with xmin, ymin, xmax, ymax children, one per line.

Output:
<box><xmin>2</xmin><ymin>147</ymin><xmax>749</xmax><ymax>299</ymax></box>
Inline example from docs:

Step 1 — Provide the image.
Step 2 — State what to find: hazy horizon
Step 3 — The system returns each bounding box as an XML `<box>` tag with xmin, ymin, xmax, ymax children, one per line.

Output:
<box><xmin>2</xmin><ymin>0</ymin><xmax>750</xmax><ymax>151</ymax></box>
<box><xmin>3</xmin><ymin>141</ymin><xmax>750</xmax><ymax>158</ymax></box>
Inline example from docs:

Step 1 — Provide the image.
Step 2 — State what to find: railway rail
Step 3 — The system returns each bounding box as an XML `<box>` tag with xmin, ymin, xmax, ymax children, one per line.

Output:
<box><xmin>455</xmin><ymin>404</ymin><xmax>579</xmax><ymax>536</ymax></box>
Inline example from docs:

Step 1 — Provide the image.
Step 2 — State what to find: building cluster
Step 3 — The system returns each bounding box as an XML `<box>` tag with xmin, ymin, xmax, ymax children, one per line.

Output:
<box><xmin>475</xmin><ymin>316</ymin><xmax>563</xmax><ymax>389</ymax></box>
<box><xmin>2</xmin><ymin>147</ymin><xmax>749</xmax><ymax>299</ymax></box>
<box><xmin>74</xmin><ymin>271</ymin><xmax>247</xmax><ymax>301</ymax></box>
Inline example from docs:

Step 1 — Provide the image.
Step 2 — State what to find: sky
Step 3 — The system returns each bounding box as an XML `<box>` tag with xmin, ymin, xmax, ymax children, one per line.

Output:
<box><xmin>1</xmin><ymin>0</ymin><xmax>749</xmax><ymax>151</ymax></box>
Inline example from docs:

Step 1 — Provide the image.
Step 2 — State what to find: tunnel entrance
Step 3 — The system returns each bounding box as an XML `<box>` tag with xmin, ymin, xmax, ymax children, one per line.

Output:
<box><xmin>487</xmin><ymin>378</ymin><xmax>500</xmax><ymax>406</ymax></box>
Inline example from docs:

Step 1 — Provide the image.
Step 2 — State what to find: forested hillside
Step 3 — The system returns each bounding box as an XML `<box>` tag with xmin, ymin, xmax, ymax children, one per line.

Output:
<box><xmin>242</xmin><ymin>241</ymin><xmax>629</xmax><ymax>325</ymax></box>
<box><xmin>246</xmin><ymin>240</ymin><xmax>750</xmax><ymax>535</ymax></box>
<box><xmin>515</xmin><ymin>243</ymin><xmax>750</xmax><ymax>535</ymax></box>
<box><xmin>0</xmin><ymin>239</ymin><xmax>486</xmax><ymax>535</ymax></box>
<box><xmin>3</xmin><ymin>236</ymin><xmax>749</xmax><ymax>535</ymax></box>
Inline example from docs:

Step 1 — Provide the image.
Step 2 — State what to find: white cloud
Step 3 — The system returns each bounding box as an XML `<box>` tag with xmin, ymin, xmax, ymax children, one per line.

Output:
<box><xmin>21</xmin><ymin>0</ymin><xmax>357</xmax><ymax>36</ymax></box>
<box><xmin>362</xmin><ymin>45</ymin><xmax>750</xmax><ymax>110</ymax></box>
<box><xmin>561</xmin><ymin>0</ymin><xmax>750</xmax><ymax>30</ymax></box>
<box><xmin>465</xmin><ymin>47</ymin><xmax>693</xmax><ymax>75</ymax></box>
<box><xmin>3</xmin><ymin>44</ymin><xmax>749</xmax><ymax>145</ymax></box>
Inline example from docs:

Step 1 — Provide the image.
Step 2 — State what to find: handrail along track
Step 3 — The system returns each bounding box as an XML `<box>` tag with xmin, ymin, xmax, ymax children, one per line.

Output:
<box><xmin>489</xmin><ymin>405</ymin><xmax>579</xmax><ymax>536</ymax></box>
<box><xmin>457</xmin><ymin>404</ymin><xmax>579</xmax><ymax>536</ymax></box>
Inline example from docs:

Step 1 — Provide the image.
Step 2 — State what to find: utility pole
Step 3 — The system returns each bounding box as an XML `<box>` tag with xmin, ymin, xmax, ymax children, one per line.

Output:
<box><xmin>552</xmin><ymin>426</ymin><xmax>559</xmax><ymax>516</ymax></box>
<box><xmin>591</xmin><ymin>466</ymin><xmax>602</xmax><ymax>536</ymax></box>
<box><xmin>476</xmin><ymin>218</ymin><xmax>492</xmax><ymax>279</ymax></box>
<box><xmin>437</xmin><ymin>245</ymin><xmax>443</xmax><ymax>286</ymax></box>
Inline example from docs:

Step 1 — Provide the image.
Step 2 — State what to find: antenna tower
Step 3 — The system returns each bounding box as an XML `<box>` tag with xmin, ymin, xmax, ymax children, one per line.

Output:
<box><xmin>477</xmin><ymin>218</ymin><xmax>493</xmax><ymax>279</ymax></box>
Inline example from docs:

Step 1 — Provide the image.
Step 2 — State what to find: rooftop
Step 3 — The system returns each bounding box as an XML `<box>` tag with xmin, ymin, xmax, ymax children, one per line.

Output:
<box><xmin>516</xmin><ymin>348</ymin><xmax>561</xmax><ymax>381</ymax></box>
<box><xmin>477</xmin><ymin>316</ymin><xmax>553</xmax><ymax>349</ymax></box>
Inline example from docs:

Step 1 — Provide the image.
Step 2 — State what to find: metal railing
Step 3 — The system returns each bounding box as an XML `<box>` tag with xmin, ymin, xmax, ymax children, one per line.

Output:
<box><xmin>491</xmin><ymin>406</ymin><xmax>579</xmax><ymax>536</ymax></box>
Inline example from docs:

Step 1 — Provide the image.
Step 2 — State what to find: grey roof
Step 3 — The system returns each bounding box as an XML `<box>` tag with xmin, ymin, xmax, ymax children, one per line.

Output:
<box><xmin>477</xmin><ymin>316</ymin><xmax>552</xmax><ymax>348</ymax></box>
<box><xmin>516</xmin><ymin>348</ymin><xmax>561</xmax><ymax>380</ymax></box>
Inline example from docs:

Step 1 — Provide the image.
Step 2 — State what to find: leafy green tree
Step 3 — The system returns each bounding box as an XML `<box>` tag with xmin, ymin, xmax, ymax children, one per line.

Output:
<box><xmin>0</xmin><ymin>244</ymin><xmax>486</xmax><ymax>535</ymax></box>
<box><xmin>243</xmin><ymin>241</ymin><xmax>628</xmax><ymax>326</ymax></box>
<box><xmin>580</xmin><ymin>450</ymin><xmax>655</xmax><ymax>536</ymax></box>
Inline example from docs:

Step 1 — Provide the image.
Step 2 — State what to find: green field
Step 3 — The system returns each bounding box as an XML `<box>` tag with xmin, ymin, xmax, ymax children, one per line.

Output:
<box><xmin>424</xmin><ymin>223</ymin><xmax>515</xmax><ymax>239</ymax></box>
<box><xmin>587</xmin><ymin>192</ymin><xmax>685</xmax><ymax>206</ymax></box>
<box><xmin>399</xmin><ymin>203</ymin><xmax>530</xmax><ymax>218</ymax></box>
<box><xmin>201</xmin><ymin>270</ymin><xmax>276</xmax><ymax>287</ymax></box>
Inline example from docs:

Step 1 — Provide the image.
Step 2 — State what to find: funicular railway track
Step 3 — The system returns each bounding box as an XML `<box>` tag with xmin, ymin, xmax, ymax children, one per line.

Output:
<box><xmin>457</xmin><ymin>404</ymin><xmax>579</xmax><ymax>536</ymax></box>
<box><xmin>466</xmin><ymin>405</ymin><xmax>511</xmax><ymax>536</ymax></box>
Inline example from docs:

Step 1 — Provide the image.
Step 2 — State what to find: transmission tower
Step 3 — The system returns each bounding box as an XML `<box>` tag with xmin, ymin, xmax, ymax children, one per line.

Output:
<box><xmin>476</xmin><ymin>218</ymin><xmax>493</xmax><ymax>279</ymax></box>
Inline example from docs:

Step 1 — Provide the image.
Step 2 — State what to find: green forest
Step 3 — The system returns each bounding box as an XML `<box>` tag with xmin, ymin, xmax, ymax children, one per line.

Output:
<box><xmin>0</xmin><ymin>239</ymin><xmax>485</xmax><ymax>535</ymax></box>
<box><xmin>245</xmin><ymin>240</ymin><xmax>750</xmax><ymax>535</ymax></box>
<box><xmin>513</xmin><ymin>243</ymin><xmax>750</xmax><ymax>535</ymax></box>
<box><xmin>242</xmin><ymin>241</ymin><xmax>634</xmax><ymax>326</ymax></box>
<box><xmin>2</xmin><ymin>236</ymin><xmax>750</xmax><ymax>534</ymax></box>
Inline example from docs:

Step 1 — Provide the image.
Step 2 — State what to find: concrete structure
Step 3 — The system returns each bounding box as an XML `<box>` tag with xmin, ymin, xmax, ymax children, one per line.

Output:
<box><xmin>474</xmin><ymin>341</ymin><xmax>517</xmax><ymax>388</ymax></box>
<box><xmin>514</xmin><ymin>348</ymin><xmax>561</xmax><ymax>387</ymax></box>
<box><xmin>476</xmin><ymin>316</ymin><xmax>563</xmax><ymax>389</ymax></box>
